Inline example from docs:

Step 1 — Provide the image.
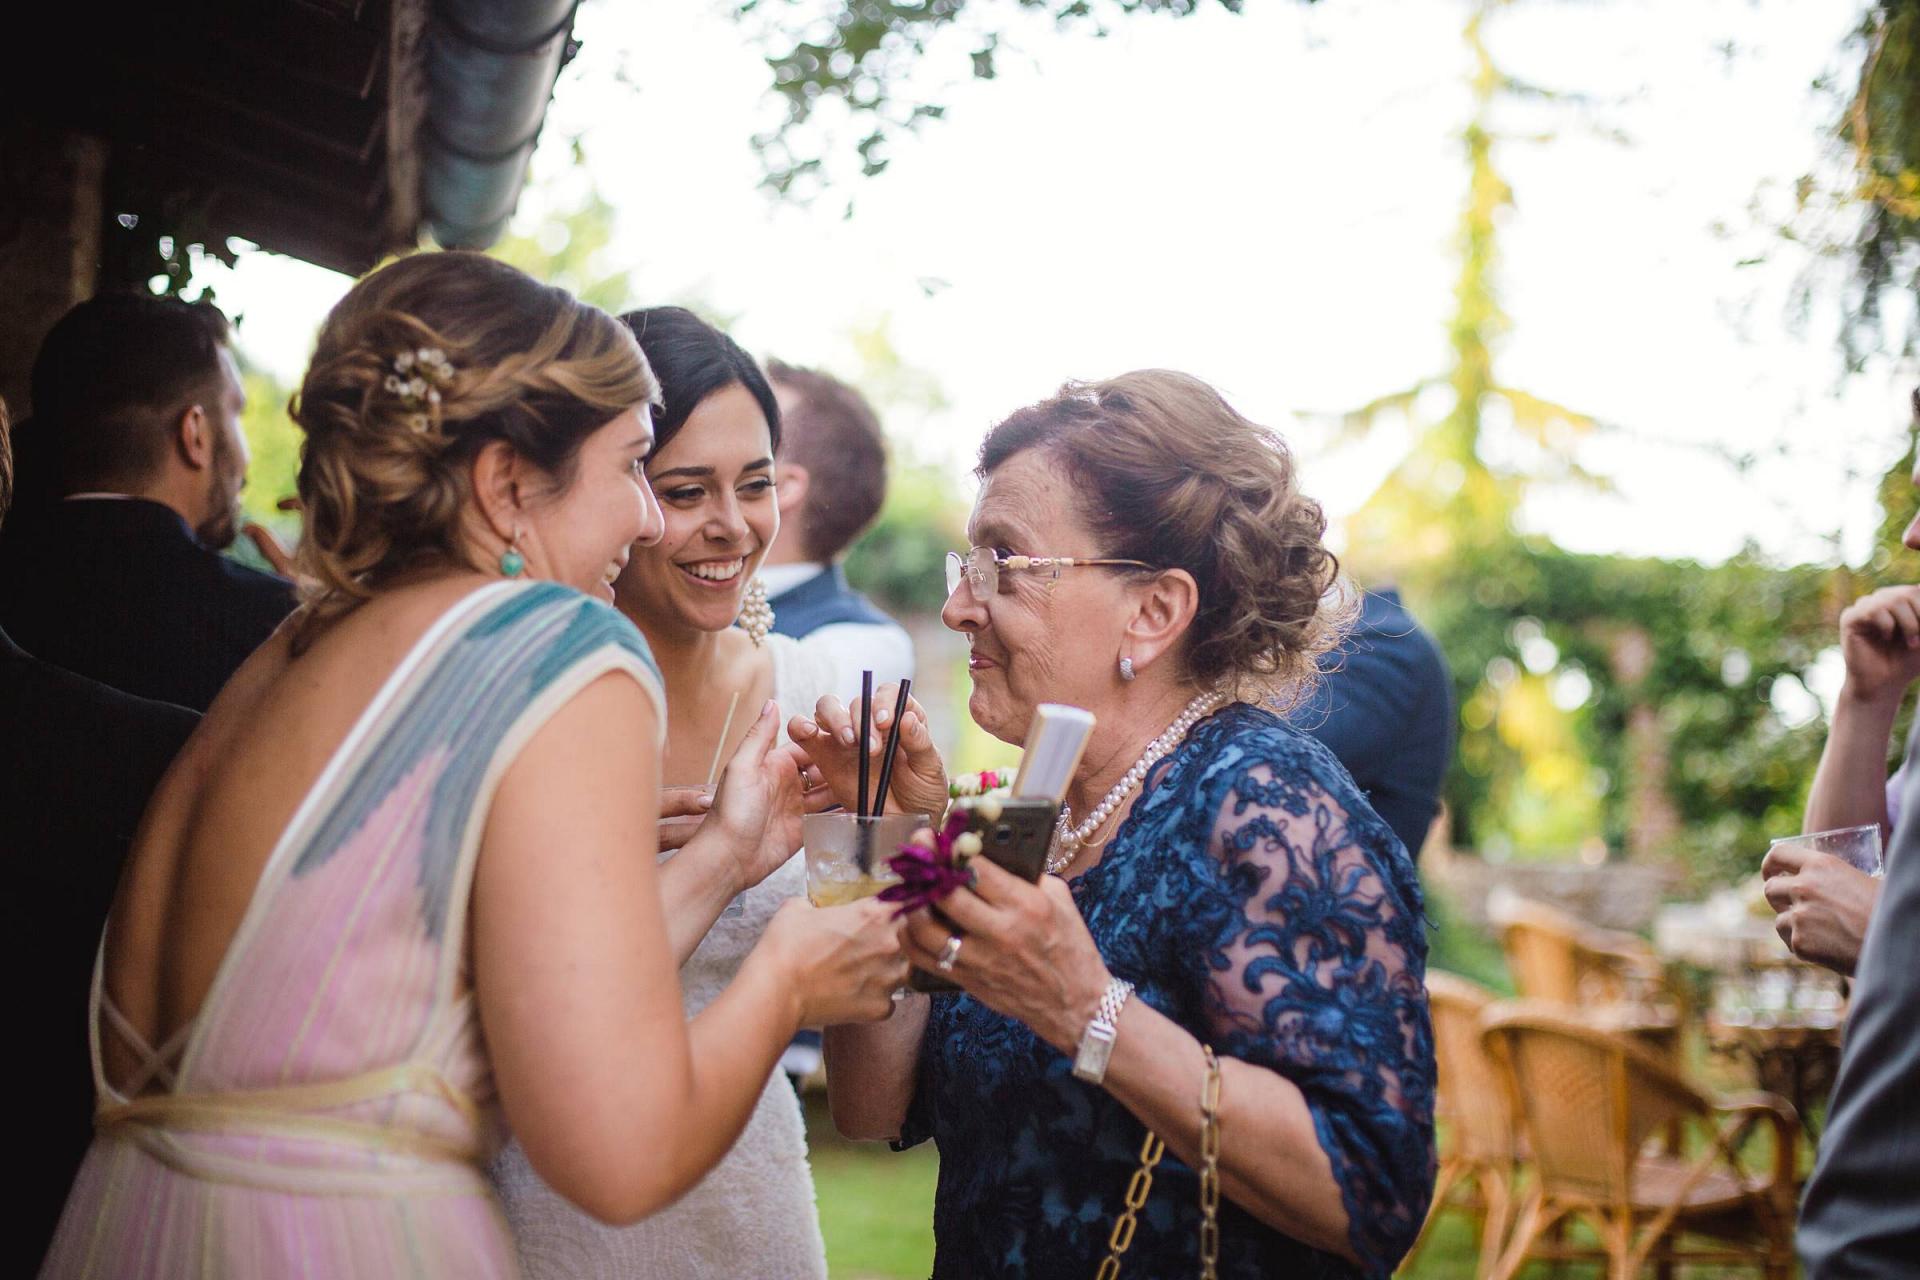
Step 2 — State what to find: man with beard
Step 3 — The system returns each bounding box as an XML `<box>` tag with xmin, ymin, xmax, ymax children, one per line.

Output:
<box><xmin>0</xmin><ymin>293</ymin><xmax>294</xmax><ymax>712</ymax></box>
<box><xmin>0</xmin><ymin>396</ymin><xmax>200</xmax><ymax>1270</ymax></box>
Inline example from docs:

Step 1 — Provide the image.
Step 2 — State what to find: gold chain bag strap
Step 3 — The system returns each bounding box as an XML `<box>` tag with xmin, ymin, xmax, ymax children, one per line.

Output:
<box><xmin>1094</xmin><ymin>1045</ymin><xmax>1224</xmax><ymax>1279</ymax></box>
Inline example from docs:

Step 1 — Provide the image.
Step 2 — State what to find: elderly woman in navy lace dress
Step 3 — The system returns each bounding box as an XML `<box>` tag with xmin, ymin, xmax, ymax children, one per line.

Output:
<box><xmin>792</xmin><ymin>370</ymin><xmax>1435</xmax><ymax>1279</ymax></box>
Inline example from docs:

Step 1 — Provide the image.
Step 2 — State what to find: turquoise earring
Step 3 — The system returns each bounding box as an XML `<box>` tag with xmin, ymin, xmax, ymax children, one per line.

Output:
<box><xmin>500</xmin><ymin>532</ymin><xmax>525</xmax><ymax>578</ymax></box>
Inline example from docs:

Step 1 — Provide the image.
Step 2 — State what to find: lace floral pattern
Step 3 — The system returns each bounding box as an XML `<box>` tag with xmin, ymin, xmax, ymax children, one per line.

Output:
<box><xmin>897</xmin><ymin>703</ymin><xmax>1435</xmax><ymax>1279</ymax></box>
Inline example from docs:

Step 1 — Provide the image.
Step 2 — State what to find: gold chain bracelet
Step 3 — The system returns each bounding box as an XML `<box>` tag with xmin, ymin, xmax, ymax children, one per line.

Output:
<box><xmin>1199</xmin><ymin>1045</ymin><xmax>1222</xmax><ymax>1279</ymax></box>
<box><xmin>1095</xmin><ymin>1128</ymin><xmax>1165</xmax><ymax>1280</ymax></box>
<box><xmin>1093</xmin><ymin>1044</ymin><xmax>1225</xmax><ymax>1279</ymax></box>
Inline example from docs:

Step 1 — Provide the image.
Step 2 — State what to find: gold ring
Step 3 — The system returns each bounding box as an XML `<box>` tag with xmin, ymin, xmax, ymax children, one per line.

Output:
<box><xmin>936</xmin><ymin>934</ymin><xmax>963</xmax><ymax>973</ymax></box>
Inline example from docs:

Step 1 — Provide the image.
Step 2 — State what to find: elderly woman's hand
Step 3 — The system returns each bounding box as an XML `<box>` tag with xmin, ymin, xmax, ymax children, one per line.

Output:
<box><xmin>904</xmin><ymin>858</ymin><xmax>1113</xmax><ymax>1053</ymax></box>
<box><xmin>1761</xmin><ymin>843</ymin><xmax>1882</xmax><ymax>977</ymax></box>
<box><xmin>788</xmin><ymin>684</ymin><xmax>949</xmax><ymax>821</ymax></box>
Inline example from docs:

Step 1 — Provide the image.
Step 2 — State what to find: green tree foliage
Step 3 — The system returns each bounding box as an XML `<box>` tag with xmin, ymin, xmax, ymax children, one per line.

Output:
<box><xmin>1430</xmin><ymin>539</ymin><xmax>1846</xmax><ymax>885</ymax></box>
<box><xmin>1333</xmin><ymin>1</ymin><xmax>1608</xmax><ymax>858</ymax></box>
<box><xmin>488</xmin><ymin>142</ymin><xmax>638</xmax><ymax>313</ymax></box>
<box><xmin>238</xmin><ymin>365</ymin><xmax>302</xmax><ymax>530</ymax></box>
<box><xmin>1330</xmin><ymin>1</ymin><xmax>1904</xmax><ymax>886</ymax></box>
<box><xmin>1337</xmin><ymin>2</ymin><xmax>1603</xmax><ymax>580</ymax></box>
<box><xmin>831</xmin><ymin>316</ymin><xmax>967</xmax><ymax>614</ymax></box>
<box><xmin>845</xmin><ymin>461</ymin><xmax>966</xmax><ymax>613</ymax></box>
<box><xmin>736</xmin><ymin>0</ymin><xmax>1256</xmax><ymax>195</ymax></box>
<box><xmin>1822</xmin><ymin>2</ymin><xmax>1920</xmax><ymax>366</ymax></box>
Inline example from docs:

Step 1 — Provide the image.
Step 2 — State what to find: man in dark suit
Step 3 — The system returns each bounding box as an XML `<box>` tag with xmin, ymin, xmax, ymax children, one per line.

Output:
<box><xmin>1300</xmin><ymin>587</ymin><xmax>1454</xmax><ymax>858</ymax></box>
<box><xmin>759</xmin><ymin>360</ymin><xmax>914</xmax><ymax>691</ymax></box>
<box><xmin>1798</xmin><ymin>725</ymin><xmax>1920</xmax><ymax>1276</ymax></box>
<box><xmin>0</xmin><ymin>398</ymin><xmax>200</xmax><ymax>1270</ymax></box>
<box><xmin>0</xmin><ymin>293</ymin><xmax>294</xmax><ymax>712</ymax></box>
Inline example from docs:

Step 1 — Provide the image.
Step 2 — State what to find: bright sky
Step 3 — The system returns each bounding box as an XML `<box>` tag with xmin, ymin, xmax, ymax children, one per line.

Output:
<box><xmin>208</xmin><ymin>0</ymin><xmax>1913</xmax><ymax>571</ymax></box>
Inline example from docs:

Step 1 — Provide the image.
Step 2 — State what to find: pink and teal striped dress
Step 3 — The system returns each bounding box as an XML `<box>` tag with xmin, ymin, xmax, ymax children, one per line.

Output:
<box><xmin>39</xmin><ymin>581</ymin><xmax>664</xmax><ymax>1278</ymax></box>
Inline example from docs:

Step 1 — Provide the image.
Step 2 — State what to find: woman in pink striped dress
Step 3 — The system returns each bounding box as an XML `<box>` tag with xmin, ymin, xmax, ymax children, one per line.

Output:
<box><xmin>38</xmin><ymin>252</ymin><xmax>908</xmax><ymax>1278</ymax></box>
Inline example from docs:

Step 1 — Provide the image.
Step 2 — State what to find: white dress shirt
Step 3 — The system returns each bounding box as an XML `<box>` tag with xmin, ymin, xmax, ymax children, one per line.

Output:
<box><xmin>757</xmin><ymin>561</ymin><xmax>915</xmax><ymax>700</ymax></box>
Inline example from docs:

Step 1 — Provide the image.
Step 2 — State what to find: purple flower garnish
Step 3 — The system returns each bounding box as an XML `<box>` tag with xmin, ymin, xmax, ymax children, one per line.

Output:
<box><xmin>878</xmin><ymin>810</ymin><xmax>974</xmax><ymax>918</ymax></box>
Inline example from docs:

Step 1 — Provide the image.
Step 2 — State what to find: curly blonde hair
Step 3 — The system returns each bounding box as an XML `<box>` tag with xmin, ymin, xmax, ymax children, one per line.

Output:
<box><xmin>290</xmin><ymin>252</ymin><xmax>658</xmax><ymax>644</ymax></box>
<box><xmin>978</xmin><ymin>370</ymin><xmax>1352</xmax><ymax>706</ymax></box>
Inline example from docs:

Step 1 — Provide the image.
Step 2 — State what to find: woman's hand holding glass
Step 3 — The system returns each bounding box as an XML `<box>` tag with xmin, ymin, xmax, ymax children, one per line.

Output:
<box><xmin>787</xmin><ymin>685</ymin><xmax>949</xmax><ymax>820</ymax></box>
<box><xmin>903</xmin><ymin>857</ymin><xmax>1113</xmax><ymax>1054</ymax></box>
<box><xmin>759</xmin><ymin>898</ymin><xmax>912</xmax><ymax>1026</ymax></box>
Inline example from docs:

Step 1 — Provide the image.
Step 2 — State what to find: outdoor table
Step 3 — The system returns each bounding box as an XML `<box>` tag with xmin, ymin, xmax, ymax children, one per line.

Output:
<box><xmin>1704</xmin><ymin>1006</ymin><xmax>1844</xmax><ymax>1143</ymax></box>
<box><xmin>1588</xmin><ymin>1002</ymin><xmax>1684</xmax><ymax>1064</ymax></box>
<box><xmin>1653</xmin><ymin>891</ymin><xmax>1846</xmax><ymax>1145</ymax></box>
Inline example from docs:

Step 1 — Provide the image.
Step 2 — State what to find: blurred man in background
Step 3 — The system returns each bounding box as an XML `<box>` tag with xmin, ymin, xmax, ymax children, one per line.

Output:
<box><xmin>0</xmin><ymin>396</ymin><xmax>199</xmax><ymax>1269</ymax></box>
<box><xmin>759</xmin><ymin>360</ymin><xmax>913</xmax><ymax>692</ymax></box>
<box><xmin>0</xmin><ymin>294</ymin><xmax>293</xmax><ymax>711</ymax></box>
<box><xmin>1300</xmin><ymin>586</ymin><xmax>1453</xmax><ymax>858</ymax></box>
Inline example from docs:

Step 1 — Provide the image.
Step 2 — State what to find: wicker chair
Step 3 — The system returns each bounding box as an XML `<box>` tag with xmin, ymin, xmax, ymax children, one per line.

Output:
<box><xmin>1481</xmin><ymin>1004</ymin><xmax>1798</xmax><ymax>1280</ymax></box>
<box><xmin>1495</xmin><ymin>897</ymin><xmax>1666</xmax><ymax>1007</ymax></box>
<box><xmin>1401</xmin><ymin>971</ymin><xmax>1519</xmax><ymax>1280</ymax></box>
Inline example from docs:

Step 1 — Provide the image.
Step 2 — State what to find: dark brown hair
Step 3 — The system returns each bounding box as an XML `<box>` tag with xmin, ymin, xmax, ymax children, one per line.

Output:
<box><xmin>620</xmin><ymin>307</ymin><xmax>782</xmax><ymax>461</ymax></box>
<box><xmin>30</xmin><ymin>292</ymin><xmax>232</xmax><ymax>492</ymax></box>
<box><xmin>979</xmin><ymin>370</ymin><xmax>1348</xmax><ymax>699</ymax></box>
<box><xmin>291</xmin><ymin>251</ymin><xmax>658</xmax><ymax>638</ymax></box>
<box><xmin>765</xmin><ymin>359</ymin><xmax>888</xmax><ymax>561</ymax></box>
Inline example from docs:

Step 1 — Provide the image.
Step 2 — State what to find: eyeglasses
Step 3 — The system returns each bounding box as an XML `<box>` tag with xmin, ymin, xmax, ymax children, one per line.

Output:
<box><xmin>944</xmin><ymin>546</ymin><xmax>1156</xmax><ymax>598</ymax></box>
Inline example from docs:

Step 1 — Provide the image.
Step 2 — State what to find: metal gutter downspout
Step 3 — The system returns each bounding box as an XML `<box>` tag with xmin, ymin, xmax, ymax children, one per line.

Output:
<box><xmin>420</xmin><ymin>0</ymin><xmax>579</xmax><ymax>250</ymax></box>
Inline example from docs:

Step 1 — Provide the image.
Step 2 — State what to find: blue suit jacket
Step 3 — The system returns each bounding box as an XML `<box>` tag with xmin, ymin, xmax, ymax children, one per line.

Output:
<box><xmin>766</xmin><ymin>564</ymin><xmax>899</xmax><ymax>639</ymax></box>
<box><xmin>1297</xmin><ymin>589</ymin><xmax>1453</xmax><ymax>857</ymax></box>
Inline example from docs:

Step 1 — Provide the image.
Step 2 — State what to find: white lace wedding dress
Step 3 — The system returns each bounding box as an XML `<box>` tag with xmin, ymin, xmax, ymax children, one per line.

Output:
<box><xmin>490</xmin><ymin>633</ymin><xmax>840</xmax><ymax>1279</ymax></box>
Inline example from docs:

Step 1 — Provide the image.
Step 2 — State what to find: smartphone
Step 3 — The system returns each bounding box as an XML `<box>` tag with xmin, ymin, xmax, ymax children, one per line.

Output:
<box><xmin>909</xmin><ymin>797</ymin><xmax>1060</xmax><ymax>993</ymax></box>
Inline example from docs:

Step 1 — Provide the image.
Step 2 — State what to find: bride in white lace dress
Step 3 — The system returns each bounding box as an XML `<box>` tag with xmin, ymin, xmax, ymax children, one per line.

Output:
<box><xmin>490</xmin><ymin>310</ymin><xmax>846</xmax><ymax>1278</ymax></box>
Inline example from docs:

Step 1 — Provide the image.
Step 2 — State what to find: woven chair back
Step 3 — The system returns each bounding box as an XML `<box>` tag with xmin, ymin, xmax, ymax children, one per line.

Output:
<box><xmin>1427</xmin><ymin>971</ymin><xmax>1514</xmax><ymax>1162</ymax></box>
<box><xmin>1498</xmin><ymin>899</ymin><xmax>1641</xmax><ymax>1005</ymax></box>
<box><xmin>1483</xmin><ymin>1005</ymin><xmax>1695</xmax><ymax>1202</ymax></box>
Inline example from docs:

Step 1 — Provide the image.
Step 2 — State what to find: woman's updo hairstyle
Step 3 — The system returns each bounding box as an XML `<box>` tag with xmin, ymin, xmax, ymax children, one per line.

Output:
<box><xmin>978</xmin><ymin>370</ymin><xmax>1350</xmax><ymax>703</ymax></box>
<box><xmin>291</xmin><ymin>251</ymin><xmax>658</xmax><ymax>639</ymax></box>
<box><xmin>618</xmin><ymin>306</ymin><xmax>781</xmax><ymax>459</ymax></box>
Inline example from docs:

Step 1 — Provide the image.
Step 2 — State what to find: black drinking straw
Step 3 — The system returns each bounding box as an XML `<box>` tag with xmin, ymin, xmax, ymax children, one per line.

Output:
<box><xmin>856</xmin><ymin>670</ymin><xmax>875</xmax><ymax>872</ymax></box>
<box><xmin>856</xmin><ymin>670</ymin><xmax>874</xmax><ymax>819</ymax></box>
<box><xmin>871</xmin><ymin>679</ymin><xmax>913</xmax><ymax>825</ymax></box>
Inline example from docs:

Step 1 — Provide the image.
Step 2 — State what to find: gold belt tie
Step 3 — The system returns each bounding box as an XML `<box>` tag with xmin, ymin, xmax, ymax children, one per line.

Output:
<box><xmin>96</xmin><ymin>1062</ymin><xmax>489</xmax><ymax>1197</ymax></box>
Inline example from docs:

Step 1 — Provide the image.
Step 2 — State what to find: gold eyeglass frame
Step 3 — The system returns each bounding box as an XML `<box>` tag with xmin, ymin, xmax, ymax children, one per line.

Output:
<box><xmin>944</xmin><ymin>547</ymin><xmax>1156</xmax><ymax>598</ymax></box>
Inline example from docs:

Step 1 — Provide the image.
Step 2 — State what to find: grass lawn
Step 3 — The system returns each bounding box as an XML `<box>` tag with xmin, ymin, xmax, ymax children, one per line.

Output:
<box><xmin>807</xmin><ymin>1094</ymin><xmax>939</xmax><ymax>1279</ymax></box>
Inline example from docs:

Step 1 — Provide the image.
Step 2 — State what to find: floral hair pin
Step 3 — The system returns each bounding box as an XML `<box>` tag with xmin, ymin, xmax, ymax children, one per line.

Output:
<box><xmin>383</xmin><ymin>347</ymin><xmax>455</xmax><ymax>432</ymax></box>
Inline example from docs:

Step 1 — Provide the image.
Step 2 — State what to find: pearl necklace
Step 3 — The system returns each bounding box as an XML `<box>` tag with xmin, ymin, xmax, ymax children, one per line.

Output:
<box><xmin>1046</xmin><ymin>688</ymin><xmax>1229</xmax><ymax>874</ymax></box>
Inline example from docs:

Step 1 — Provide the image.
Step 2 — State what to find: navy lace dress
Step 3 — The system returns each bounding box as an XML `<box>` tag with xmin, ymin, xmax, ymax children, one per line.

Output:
<box><xmin>895</xmin><ymin>703</ymin><xmax>1435</xmax><ymax>1279</ymax></box>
